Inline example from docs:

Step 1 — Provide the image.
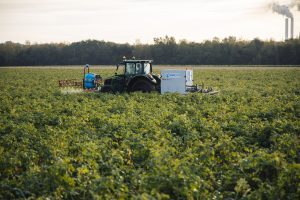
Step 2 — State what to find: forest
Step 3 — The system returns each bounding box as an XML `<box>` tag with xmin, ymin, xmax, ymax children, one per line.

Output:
<box><xmin>0</xmin><ymin>36</ymin><xmax>300</xmax><ymax>66</ymax></box>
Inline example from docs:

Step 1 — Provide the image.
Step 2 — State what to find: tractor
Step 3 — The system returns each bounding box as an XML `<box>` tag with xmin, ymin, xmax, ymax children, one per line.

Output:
<box><xmin>59</xmin><ymin>58</ymin><xmax>218</xmax><ymax>94</ymax></box>
<box><xmin>101</xmin><ymin>59</ymin><xmax>161</xmax><ymax>93</ymax></box>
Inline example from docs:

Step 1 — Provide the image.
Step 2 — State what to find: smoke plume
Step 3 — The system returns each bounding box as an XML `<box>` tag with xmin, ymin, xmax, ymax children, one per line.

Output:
<box><xmin>272</xmin><ymin>3</ymin><xmax>293</xmax><ymax>18</ymax></box>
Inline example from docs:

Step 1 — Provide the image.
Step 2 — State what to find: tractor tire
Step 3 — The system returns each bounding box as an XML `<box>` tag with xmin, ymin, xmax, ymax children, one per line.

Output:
<box><xmin>101</xmin><ymin>85</ymin><xmax>114</xmax><ymax>93</ymax></box>
<box><xmin>130</xmin><ymin>79</ymin><xmax>156</xmax><ymax>93</ymax></box>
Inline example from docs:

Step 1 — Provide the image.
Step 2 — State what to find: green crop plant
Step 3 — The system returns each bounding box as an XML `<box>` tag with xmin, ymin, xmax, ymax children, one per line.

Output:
<box><xmin>0</xmin><ymin>67</ymin><xmax>299</xmax><ymax>199</ymax></box>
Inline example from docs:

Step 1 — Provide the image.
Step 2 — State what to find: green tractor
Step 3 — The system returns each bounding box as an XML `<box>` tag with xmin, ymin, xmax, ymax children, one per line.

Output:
<box><xmin>101</xmin><ymin>59</ymin><xmax>161</xmax><ymax>93</ymax></box>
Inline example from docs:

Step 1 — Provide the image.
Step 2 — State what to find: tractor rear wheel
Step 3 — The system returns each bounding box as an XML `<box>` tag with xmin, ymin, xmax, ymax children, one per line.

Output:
<box><xmin>130</xmin><ymin>80</ymin><xmax>156</xmax><ymax>93</ymax></box>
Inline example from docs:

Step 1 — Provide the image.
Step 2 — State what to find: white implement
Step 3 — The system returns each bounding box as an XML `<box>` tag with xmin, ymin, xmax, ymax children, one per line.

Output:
<box><xmin>160</xmin><ymin>69</ymin><xmax>218</xmax><ymax>95</ymax></box>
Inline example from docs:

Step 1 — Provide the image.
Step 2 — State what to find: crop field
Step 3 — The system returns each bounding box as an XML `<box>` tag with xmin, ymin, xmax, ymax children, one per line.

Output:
<box><xmin>0</xmin><ymin>66</ymin><xmax>299</xmax><ymax>199</ymax></box>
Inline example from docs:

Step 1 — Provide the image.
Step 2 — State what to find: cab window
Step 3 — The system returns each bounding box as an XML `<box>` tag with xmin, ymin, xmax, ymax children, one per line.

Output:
<box><xmin>136</xmin><ymin>63</ymin><xmax>143</xmax><ymax>74</ymax></box>
<box><xmin>144</xmin><ymin>63</ymin><xmax>151</xmax><ymax>74</ymax></box>
<box><xmin>126</xmin><ymin>63</ymin><xmax>135</xmax><ymax>75</ymax></box>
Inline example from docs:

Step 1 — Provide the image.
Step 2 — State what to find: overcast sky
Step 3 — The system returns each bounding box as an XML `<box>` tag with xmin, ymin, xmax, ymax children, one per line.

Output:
<box><xmin>0</xmin><ymin>0</ymin><xmax>299</xmax><ymax>44</ymax></box>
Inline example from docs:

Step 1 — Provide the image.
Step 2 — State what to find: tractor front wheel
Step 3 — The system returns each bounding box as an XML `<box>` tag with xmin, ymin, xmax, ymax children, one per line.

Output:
<box><xmin>101</xmin><ymin>85</ymin><xmax>114</xmax><ymax>93</ymax></box>
<box><xmin>130</xmin><ymin>80</ymin><xmax>156</xmax><ymax>93</ymax></box>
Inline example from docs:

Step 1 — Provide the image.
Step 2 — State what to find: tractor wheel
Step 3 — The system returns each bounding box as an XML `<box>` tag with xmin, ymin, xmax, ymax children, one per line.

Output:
<box><xmin>130</xmin><ymin>80</ymin><xmax>156</xmax><ymax>93</ymax></box>
<box><xmin>101</xmin><ymin>85</ymin><xmax>114</xmax><ymax>93</ymax></box>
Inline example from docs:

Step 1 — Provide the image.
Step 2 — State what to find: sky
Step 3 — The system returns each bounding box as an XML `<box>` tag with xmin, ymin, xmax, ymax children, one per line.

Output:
<box><xmin>0</xmin><ymin>0</ymin><xmax>300</xmax><ymax>44</ymax></box>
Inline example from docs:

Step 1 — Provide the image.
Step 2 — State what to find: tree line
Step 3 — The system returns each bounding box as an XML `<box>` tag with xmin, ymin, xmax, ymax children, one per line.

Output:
<box><xmin>0</xmin><ymin>36</ymin><xmax>300</xmax><ymax>66</ymax></box>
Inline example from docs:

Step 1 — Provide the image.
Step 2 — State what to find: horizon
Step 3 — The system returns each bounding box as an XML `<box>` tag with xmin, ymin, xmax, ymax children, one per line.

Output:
<box><xmin>2</xmin><ymin>36</ymin><xmax>300</xmax><ymax>46</ymax></box>
<box><xmin>1</xmin><ymin>0</ymin><xmax>300</xmax><ymax>44</ymax></box>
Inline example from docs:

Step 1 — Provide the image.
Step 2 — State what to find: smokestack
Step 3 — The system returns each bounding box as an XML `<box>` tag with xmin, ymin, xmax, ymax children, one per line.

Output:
<box><xmin>291</xmin><ymin>17</ymin><xmax>294</xmax><ymax>39</ymax></box>
<box><xmin>271</xmin><ymin>3</ymin><xmax>295</xmax><ymax>41</ymax></box>
<box><xmin>285</xmin><ymin>18</ymin><xmax>289</xmax><ymax>40</ymax></box>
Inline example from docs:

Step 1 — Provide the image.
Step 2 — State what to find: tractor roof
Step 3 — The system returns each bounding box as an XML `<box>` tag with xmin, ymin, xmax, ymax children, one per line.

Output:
<box><xmin>119</xmin><ymin>60</ymin><xmax>153</xmax><ymax>64</ymax></box>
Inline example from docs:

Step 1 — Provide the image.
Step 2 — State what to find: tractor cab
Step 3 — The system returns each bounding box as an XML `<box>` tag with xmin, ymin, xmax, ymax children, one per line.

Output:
<box><xmin>101</xmin><ymin>59</ymin><xmax>160</xmax><ymax>93</ymax></box>
<box><xmin>117</xmin><ymin>60</ymin><xmax>153</xmax><ymax>76</ymax></box>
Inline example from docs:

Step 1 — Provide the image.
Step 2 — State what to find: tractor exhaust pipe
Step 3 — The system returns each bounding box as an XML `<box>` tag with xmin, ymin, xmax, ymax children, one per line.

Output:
<box><xmin>285</xmin><ymin>18</ymin><xmax>289</xmax><ymax>40</ymax></box>
<box><xmin>291</xmin><ymin>17</ymin><xmax>294</xmax><ymax>39</ymax></box>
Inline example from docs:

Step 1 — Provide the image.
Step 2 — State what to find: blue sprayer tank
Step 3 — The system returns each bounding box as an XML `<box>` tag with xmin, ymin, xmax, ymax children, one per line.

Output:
<box><xmin>84</xmin><ymin>73</ymin><xmax>96</xmax><ymax>89</ymax></box>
